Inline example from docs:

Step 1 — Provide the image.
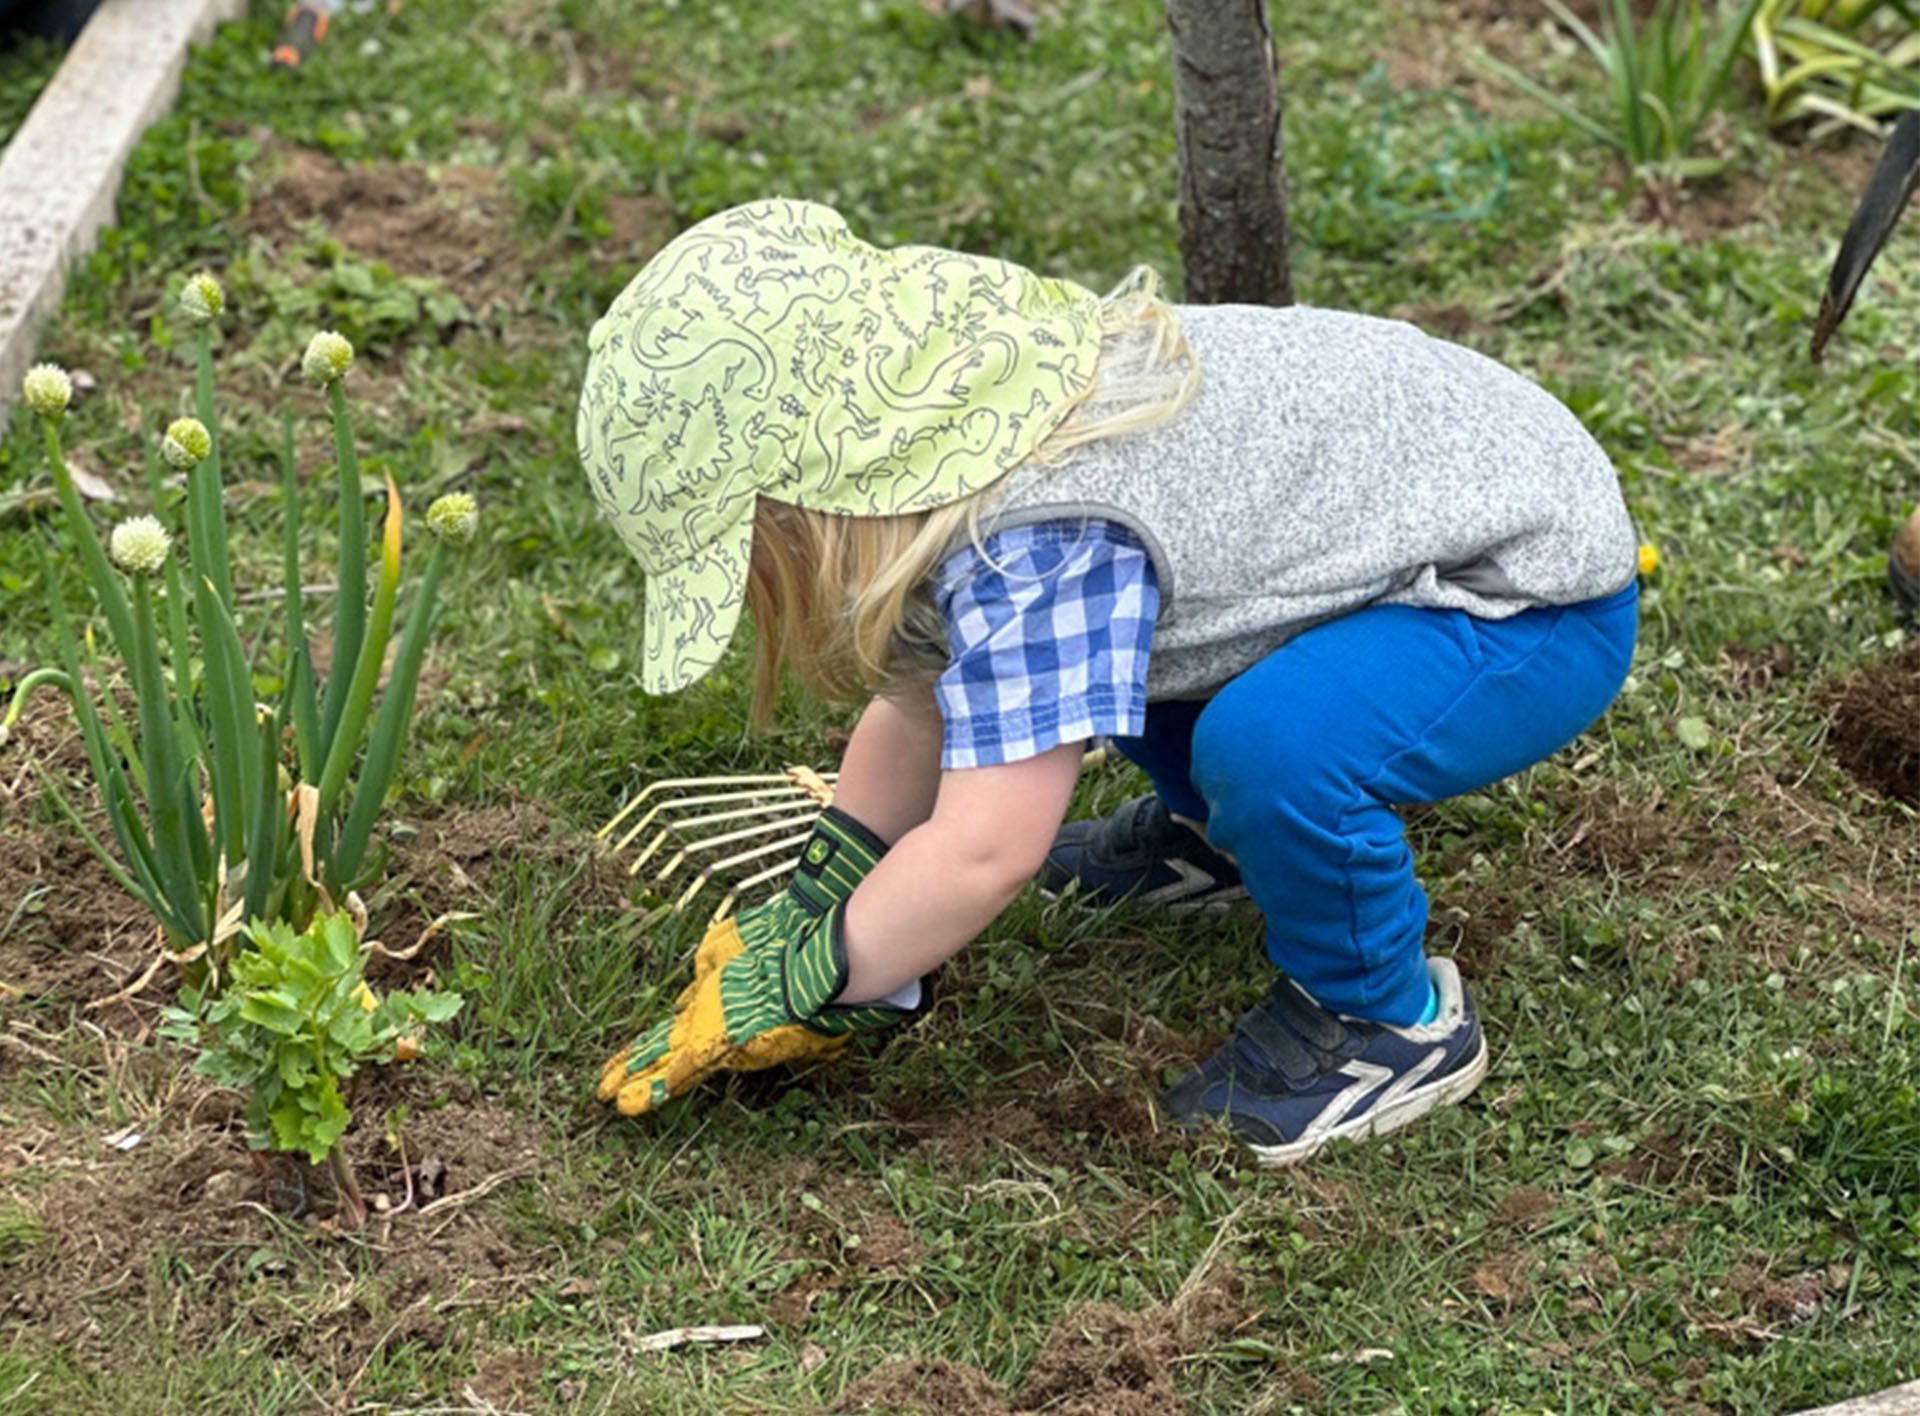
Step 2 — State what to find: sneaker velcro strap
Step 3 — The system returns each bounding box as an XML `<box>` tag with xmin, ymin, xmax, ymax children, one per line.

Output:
<box><xmin>1236</xmin><ymin>1007</ymin><xmax>1324</xmax><ymax>1086</ymax></box>
<box><xmin>1265</xmin><ymin>977</ymin><xmax>1350</xmax><ymax>1053</ymax></box>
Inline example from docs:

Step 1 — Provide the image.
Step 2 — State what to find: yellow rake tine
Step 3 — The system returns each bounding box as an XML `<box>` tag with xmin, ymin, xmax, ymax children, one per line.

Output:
<box><xmin>670</xmin><ymin>830</ymin><xmax>815</xmax><ymax>909</ymax></box>
<box><xmin>598</xmin><ymin>773</ymin><xmax>809</xmax><ymax>841</ymax></box>
<box><xmin>653</xmin><ymin>811</ymin><xmax>827</xmax><ymax>884</ymax></box>
<box><xmin>705</xmin><ymin>854</ymin><xmax>805</xmax><ymax>925</ymax></box>
<box><xmin>609</xmin><ymin>784</ymin><xmax>817</xmax><ymax>855</ymax></box>
<box><xmin>624</xmin><ymin>798</ymin><xmax>824</xmax><ymax>873</ymax></box>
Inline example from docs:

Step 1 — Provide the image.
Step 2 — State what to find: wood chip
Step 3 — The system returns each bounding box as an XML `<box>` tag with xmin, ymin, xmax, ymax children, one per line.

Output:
<box><xmin>633</xmin><ymin>1324</ymin><xmax>766</xmax><ymax>1354</ymax></box>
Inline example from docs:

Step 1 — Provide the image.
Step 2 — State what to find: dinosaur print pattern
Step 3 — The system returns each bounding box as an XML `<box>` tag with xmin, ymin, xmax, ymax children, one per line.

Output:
<box><xmin>576</xmin><ymin>198</ymin><xmax>1103</xmax><ymax>693</ymax></box>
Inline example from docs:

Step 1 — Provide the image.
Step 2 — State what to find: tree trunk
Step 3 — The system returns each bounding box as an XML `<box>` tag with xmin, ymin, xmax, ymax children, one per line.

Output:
<box><xmin>1166</xmin><ymin>0</ymin><xmax>1293</xmax><ymax>306</ymax></box>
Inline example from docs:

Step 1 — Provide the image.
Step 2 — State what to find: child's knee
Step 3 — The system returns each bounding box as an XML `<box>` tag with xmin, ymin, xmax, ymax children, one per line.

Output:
<box><xmin>1189</xmin><ymin>680</ymin><xmax>1333</xmax><ymax>823</ymax></box>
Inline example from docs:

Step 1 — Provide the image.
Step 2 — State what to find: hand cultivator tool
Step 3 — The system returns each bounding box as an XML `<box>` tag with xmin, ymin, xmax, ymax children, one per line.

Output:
<box><xmin>272</xmin><ymin>0</ymin><xmax>397</xmax><ymax>70</ymax></box>
<box><xmin>1811</xmin><ymin>108</ymin><xmax>1920</xmax><ymax>612</ymax></box>
<box><xmin>600</xmin><ymin>747</ymin><xmax>1113</xmax><ymax>928</ymax></box>
<box><xmin>597</xmin><ymin>767</ymin><xmax>839</xmax><ymax>927</ymax></box>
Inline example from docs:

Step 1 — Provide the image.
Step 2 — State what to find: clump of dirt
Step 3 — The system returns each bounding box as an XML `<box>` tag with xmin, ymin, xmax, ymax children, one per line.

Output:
<box><xmin>2</xmin><ymin>1075</ymin><xmax>544</xmax><ymax>1388</ymax></box>
<box><xmin>839</xmin><ymin>1358</ymin><xmax>1010</xmax><ymax>1415</ymax></box>
<box><xmin>879</xmin><ymin>1059</ymin><xmax>1190</xmax><ymax>1158</ymax></box>
<box><xmin>1468</xmin><ymin>1248</ymin><xmax>1534</xmax><ymax>1308</ymax></box>
<box><xmin>1627</xmin><ymin>170</ymin><xmax>1773</xmax><ymax>238</ymax></box>
<box><xmin>778</xmin><ymin>1164</ymin><xmax>924</xmax><ymax>1274</ymax></box>
<box><xmin>1543</xmin><ymin>783</ymin><xmax>1741</xmax><ymax>894</ymax></box>
<box><xmin>1552</xmin><ymin>783</ymin><xmax>1686</xmax><ymax>878</ymax></box>
<box><xmin>1493</xmin><ymin>1186</ymin><xmax>1557</xmax><ymax>1231</ymax></box>
<box><xmin>876</xmin><ymin>1018</ymin><xmax>1217</xmax><ymax>1169</ymax></box>
<box><xmin>836</xmin><ymin>1268</ymin><xmax>1251</xmax><ymax>1416</ymax></box>
<box><xmin>1426</xmin><ymin>881</ymin><xmax>1523</xmax><ymax>979</ymax></box>
<box><xmin>247</xmin><ymin>146</ymin><xmax>528</xmax><ymax>313</ymax></box>
<box><xmin>1729</xmin><ymin>1262</ymin><xmax>1835</xmax><ymax>1330</ymax></box>
<box><xmin>1821</xmin><ymin>644</ymin><xmax>1920</xmax><ymax>804</ymax></box>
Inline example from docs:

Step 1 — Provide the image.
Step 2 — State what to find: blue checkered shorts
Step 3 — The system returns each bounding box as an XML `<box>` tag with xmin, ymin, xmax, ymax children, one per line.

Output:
<box><xmin>931</xmin><ymin>520</ymin><xmax>1159</xmax><ymax>770</ymax></box>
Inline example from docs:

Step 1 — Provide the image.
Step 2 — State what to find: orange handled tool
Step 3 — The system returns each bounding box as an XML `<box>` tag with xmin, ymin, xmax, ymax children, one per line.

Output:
<box><xmin>271</xmin><ymin>3</ymin><xmax>332</xmax><ymax>69</ymax></box>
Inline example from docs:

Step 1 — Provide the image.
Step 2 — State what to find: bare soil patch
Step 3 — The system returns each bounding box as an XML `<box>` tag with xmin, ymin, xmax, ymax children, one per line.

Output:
<box><xmin>872</xmin><ymin>1017</ymin><xmax>1218</xmax><ymax>1169</ymax></box>
<box><xmin>0</xmin><ymin>828</ymin><xmax>153</xmax><ymax>1012</ymax></box>
<box><xmin>247</xmin><ymin>145</ymin><xmax>530</xmax><ymax>315</ymax></box>
<box><xmin>1822</xmin><ymin>643</ymin><xmax>1920</xmax><ymax>805</ymax></box>
<box><xmin>2</xmin><ymin>1074</ymin><xmax>545</xmax><ymax>1388</ymax></box>
<box><xmin>835</xmin><ymin>1267</ymin><xmax>1253</xmax><ymax>1416</ymax></box>
<box><xmin>1545</xmin><ymin>782</ymin><xmax>1743</xmax><ymax>890</ymax></box>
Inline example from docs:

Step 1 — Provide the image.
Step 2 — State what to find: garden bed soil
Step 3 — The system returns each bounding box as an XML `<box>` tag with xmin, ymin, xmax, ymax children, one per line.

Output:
<box><xmin>244</xmin><ymin>144</ymin><xmax>675</xmax><ymax>316</ymax></box>
<box><xmin>246</xmin><ymin>145</ymin><xmax>529</xmax><ymax>315</ymax></box>
<box><xmin>0</xmin><ymin>1073</ymin><xmax>545</xmax><ymax>1384</ymax></box>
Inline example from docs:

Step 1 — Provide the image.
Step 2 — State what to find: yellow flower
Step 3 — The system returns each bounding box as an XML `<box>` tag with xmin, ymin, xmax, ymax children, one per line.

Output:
<box><xmin>352</xmin><ymin>981</ymin><xmax>378</xmax><ymax>1012</ymax></box>
<box><xmin>1637</xmin><ymin>543</ymin><xmax>1661</xmax><ymax>576</ymax></box>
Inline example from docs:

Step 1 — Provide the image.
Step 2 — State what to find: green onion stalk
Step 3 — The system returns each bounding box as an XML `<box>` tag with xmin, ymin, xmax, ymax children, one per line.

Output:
<box><xmin>24</xmin><ymin>281</ymin><xmax>479</xmax><ymax>970</ymax></box>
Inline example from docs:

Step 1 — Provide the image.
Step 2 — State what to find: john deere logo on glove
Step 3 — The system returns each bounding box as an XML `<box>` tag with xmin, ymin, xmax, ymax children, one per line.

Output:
<box><xmin>803</xmin><ymin>838</ymin><xmax>836</xmax><ymax>872</ymax></box>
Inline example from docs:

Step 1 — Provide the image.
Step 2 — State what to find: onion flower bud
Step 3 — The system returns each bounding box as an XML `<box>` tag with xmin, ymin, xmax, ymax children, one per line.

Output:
<box><xmin>21</xmin><ymin>363</ymin><xmax>72</xmax><ymax>419</ymax></box>
<box><xmin>161</xmin><ymin>416</ymin><xmax>212</xmax><ymax>470</ymax></box>
<box><xmin>301</xmin><ymin>330</ymin><xmax>354</xmax><ymax>385</ymax></box>
<box><xmin>178</xmin><ymin>272</ymin><xmax>225</xmax><ymax>325</ymax></box>
<box><xmin>426</xmin><ymin>492</ymin><xmax>479</xmax><ymax>547</ymax></box>
<box><xmin>109</xmin><ymin>515</ymin><xmax>173</xmax><ymax>577</ymax></box>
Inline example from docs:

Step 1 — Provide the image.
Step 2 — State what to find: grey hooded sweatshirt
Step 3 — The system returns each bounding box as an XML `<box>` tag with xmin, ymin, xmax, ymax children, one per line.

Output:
<box><xmin>985</xmin><ymin>303</ymin><xmax>1640</xmax><ymax>699</ymax></box>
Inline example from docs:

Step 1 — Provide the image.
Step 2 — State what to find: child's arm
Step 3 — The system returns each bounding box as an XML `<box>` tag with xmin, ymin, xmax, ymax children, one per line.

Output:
<box><xmin>837</xmin><ymin>740</ymin><xmax>1083</xmax><ymax>1002</ymax></box>
<box><xmin>828</xmin><ymin>692</ymin><xmax>946</xmax><ymax>845</ymax></box>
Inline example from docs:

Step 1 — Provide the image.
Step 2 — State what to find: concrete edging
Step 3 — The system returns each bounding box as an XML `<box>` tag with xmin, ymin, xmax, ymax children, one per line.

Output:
<box><xmin>0</xmin><ymin>0</ymin><xmax>247</xmax><ymax>411</ymax></box>
<box><xmin>1796</xmin><ymin>1381</ymin><xmax>1920</xmax><ymax>1415</ymax></box>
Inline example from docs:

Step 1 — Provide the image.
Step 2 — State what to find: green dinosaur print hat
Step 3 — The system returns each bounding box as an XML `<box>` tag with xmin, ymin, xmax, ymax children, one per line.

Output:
<box><xmin>577</xmin><ymin>197</ymin><xmax>1104</xmax><ymax>694</ymax></box>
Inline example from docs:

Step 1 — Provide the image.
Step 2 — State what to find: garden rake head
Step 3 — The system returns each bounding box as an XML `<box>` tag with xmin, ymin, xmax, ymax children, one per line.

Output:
<box><xmin>596</xmin><ymin>767</ymin><xmax>838</xmax><ymax>928</ymax></box>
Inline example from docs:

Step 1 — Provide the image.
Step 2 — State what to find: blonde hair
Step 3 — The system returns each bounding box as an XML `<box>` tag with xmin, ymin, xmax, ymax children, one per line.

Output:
<box><xmin>745</xmin><ymin>268</ymin><xmax>1199</xmax><ymax>720</ymax></box>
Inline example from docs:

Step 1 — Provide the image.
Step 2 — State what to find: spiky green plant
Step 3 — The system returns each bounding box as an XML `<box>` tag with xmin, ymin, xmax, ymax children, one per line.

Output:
<box><xmin>22</xmin><ymin>275</ymin><xmax>480</xmax><ymax>964</ymax></box>
<box><xmin>1750</xmin><ymin>0</ymin><xmax>1920</xmax><ymax>136</ymax></box>
<box><xmin>1479</xmin><ymin>0</ymin><xmax>1770</xmax><ymax>186</ymax></box>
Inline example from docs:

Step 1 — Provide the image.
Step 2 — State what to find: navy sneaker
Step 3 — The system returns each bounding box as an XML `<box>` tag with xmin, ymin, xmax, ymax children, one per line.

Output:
<box><xmin>1160</xmin><ymin>959</ymin><xmax>1488</xmax><ymax>1168</ymax></box>
<box><xmin>1040</xmin><ymin>794</ymin><xmax>1248</xmax><ymax>911</ymax></box>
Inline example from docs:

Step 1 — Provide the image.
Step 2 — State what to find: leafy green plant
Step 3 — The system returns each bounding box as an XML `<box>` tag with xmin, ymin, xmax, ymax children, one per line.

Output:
<box><xmin>1479</xmin><ymin>0</ymin><xmax>1769</xmax><ymax>185</ymax></box>
<box><xmin>1750</xmin><ymin>0</ymin><xmax>1920</xmax><ymax>135</ymax></box>
<box><xmin>161</xmin><ymin>910</ymin><xmax>462</xmax><ymax>1227</ymax></box>
<box><xmin>18</xmin><ymin>275</ymin><xmax>481</xmax><ymax>964</ymax></box>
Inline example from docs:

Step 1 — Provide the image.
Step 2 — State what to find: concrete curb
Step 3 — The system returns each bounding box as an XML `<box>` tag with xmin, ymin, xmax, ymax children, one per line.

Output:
<box><xmin>0</xmin><ymin>0</ymin><xmax>247</xmax><ymax>411</ymax></box>
<box><xmin>1796</xmin><ymin>1381</ymin><xmax>1920</xmax><ymax>1415</ymax></box>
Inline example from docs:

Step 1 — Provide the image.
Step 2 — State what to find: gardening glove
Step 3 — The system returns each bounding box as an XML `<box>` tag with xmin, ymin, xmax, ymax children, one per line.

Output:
<box><xmin>597</xmin><ymin>807</ymin><xmax>899</xmax><ymax>1110</ymax></box>
<box><xmin>596</xmin><ymin>896</ymin><xmax>921</xmax><ymax>1116</ymax></box>
<box><xmin>669</xmin><ymin>805</ymin><xmax>889</xmax><ymax>1012</ymax></box>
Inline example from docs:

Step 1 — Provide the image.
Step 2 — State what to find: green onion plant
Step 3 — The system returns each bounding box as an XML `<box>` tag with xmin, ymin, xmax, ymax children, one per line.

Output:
<box><xmin>21</xmin><ymin>274</ymin><xmax>480</xmax><ymax>968</ymax></box>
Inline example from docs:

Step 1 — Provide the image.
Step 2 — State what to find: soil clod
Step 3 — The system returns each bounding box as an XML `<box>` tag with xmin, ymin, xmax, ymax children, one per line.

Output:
<box><xmin>1822</xmin><ymin>644</ymin><xmax>1920</xmax><ymax>804</ymax></box>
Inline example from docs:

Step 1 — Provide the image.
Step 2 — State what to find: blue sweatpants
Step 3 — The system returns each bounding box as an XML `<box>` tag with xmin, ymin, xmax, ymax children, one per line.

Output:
<box><xmin>1113</xmin><ymin>583</ymin><xmax>1639</xmax><ymax>1025</ymax></box>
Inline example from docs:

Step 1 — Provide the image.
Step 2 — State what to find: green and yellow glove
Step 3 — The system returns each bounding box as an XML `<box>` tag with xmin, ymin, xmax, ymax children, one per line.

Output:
<box><xmin>597</xmin><ymin>807</ymin><xmax>911</xmax><ymax>1114</ymax></box>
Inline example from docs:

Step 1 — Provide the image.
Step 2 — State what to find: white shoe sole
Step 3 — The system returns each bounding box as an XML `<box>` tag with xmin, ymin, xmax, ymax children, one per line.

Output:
<box><xmin>1244</xmin><ymin>1032</ymin><xmax>1491</xmax><ymax>1170</ymax></box>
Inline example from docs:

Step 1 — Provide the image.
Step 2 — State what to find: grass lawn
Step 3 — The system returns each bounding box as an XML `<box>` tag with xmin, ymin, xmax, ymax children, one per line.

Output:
<box><xmin>4</xmin><ymin>0</ymin><xmax>1920</xmax><ymax>1411</ymax></box>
